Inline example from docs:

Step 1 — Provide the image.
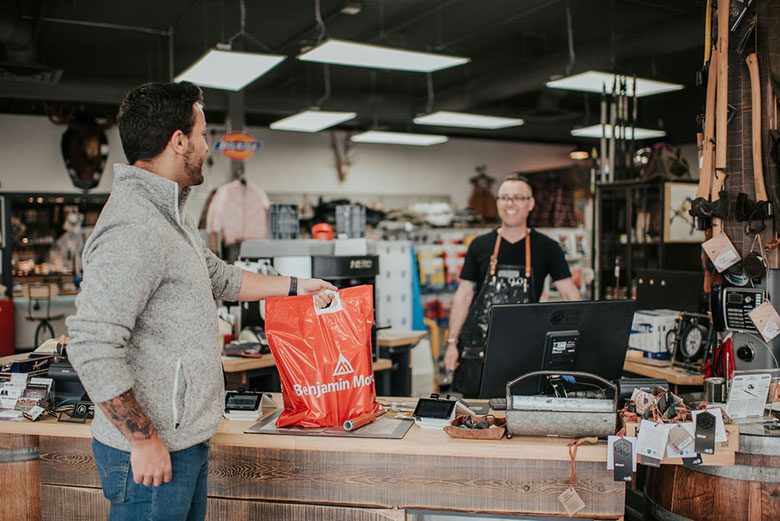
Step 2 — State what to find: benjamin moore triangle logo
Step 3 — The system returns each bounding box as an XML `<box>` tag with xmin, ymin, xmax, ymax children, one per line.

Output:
<box><xmin>332</xmin><ymin>353</ymin><xmax>355</xmax><ymax>376</ymax></box>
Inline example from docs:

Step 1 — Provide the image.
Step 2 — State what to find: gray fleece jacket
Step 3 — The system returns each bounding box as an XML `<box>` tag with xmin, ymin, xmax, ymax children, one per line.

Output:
<box><xmin>66</xmin><ymin>164</ymin><xmax>244</xmax><ymax>452</ymax></box>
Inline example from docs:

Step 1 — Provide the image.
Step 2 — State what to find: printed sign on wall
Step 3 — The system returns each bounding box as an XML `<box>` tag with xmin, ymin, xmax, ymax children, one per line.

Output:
<box><xmin>215</xmin><ymin>131</ymin><xmax>263</xmax><ymax>161</ymax></box>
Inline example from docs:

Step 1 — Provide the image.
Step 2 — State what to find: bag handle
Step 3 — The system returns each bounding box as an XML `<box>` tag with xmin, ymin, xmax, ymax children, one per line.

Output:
<box><xmin>314</xmin><ymin>290</ymin><xmax>343</xmax><ymax>315</ymax></box>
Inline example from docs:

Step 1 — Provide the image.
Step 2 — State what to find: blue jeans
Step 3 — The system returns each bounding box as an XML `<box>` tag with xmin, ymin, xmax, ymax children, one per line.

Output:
<box><xmin>92</xmin><ymin>439</ymin><xmax>210</xmax><ymax>521</ymax></box>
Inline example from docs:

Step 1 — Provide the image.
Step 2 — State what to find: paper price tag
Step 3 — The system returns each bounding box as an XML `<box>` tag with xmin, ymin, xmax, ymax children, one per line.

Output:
<box><xmin>611</xmin><ymin>437</ymin><xmax>635</xmax><ymax>482</ymax></box>
<box><xmin>667</xmin><ymin>423</ymin><xmax>696</xmax><ymax>458</ymax></box>
<box><xmin>631</xmin><ymin>389</ymin><xmax>655</xmax><ymax>415</ymax></box>
<box><xmin>636</xmin><ymin>419</ymin><xmax>670</xmax><ymax>461</ymax></box>
<box><xmin>694</xmin><ymin>411</ymin><xmax>716</xmax><ymax>454</ymax></box>
<box><xmin>703</xmin><ymin>233</ymin><xmax>740</xmax><ymax>272</ymax></box>
<box><xmin>558</xmin><ymin>486</ymin><xmax>586</xmax><ymax>516</ymax></box>
<box><xmin>607</xmin><ymin>436</ymin><xmax>637</xmax><ymax>470</ymax></box>
<box><xmin>714</xmin><ymin>250</ymin><xmax>738</xmax><ymax>270</ymax></box>
<box><xmin>692</xmin><ymin>408</ymin><xmax>727</xmax><ymax>443</ymax></box>
<box><xmin>749</xmin><ymin>302</ymin><xmax>780</xmax><ymax>342</ymax></box>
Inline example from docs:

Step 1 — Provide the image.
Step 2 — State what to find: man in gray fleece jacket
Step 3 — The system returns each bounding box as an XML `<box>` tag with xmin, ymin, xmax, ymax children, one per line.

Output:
<box><xmin>66</xmin><ymin>81</ymin><xmax>334</xmax><ymax>521</ymax></box>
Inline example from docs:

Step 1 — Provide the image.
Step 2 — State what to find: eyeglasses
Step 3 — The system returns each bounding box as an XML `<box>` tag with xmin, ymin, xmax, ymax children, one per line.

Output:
<box><xmin>497</xmin><ymin>195</ymin><xmax>532</xmax><ymax>204</ymax></box>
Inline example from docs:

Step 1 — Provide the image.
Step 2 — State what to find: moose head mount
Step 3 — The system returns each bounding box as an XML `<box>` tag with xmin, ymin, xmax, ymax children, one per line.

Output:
<box><xmin>45</xmin><ymin>103</ymin><xmax>113</xmax><ymax>191</ymax></box>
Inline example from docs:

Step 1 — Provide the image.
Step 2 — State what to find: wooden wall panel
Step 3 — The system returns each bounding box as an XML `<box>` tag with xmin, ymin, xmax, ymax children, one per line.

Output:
<box><xmin>39</xmin><ymin>437</ymin><xmax>99</xmax><ymax>488</ymax></box>
<box><xmin>38</xmin><ymin>435</ymin><xmax>623</xmax><ymax>518</ymax></box>
<box><xmin>208</xmin><ymin>445</ymin><xmax>624</xmax><ymax>517</ymax></box>
<box><xmin>41</xmin><ymin>485</ymin><xmax>406</xmax><ymax>521</ymax></box>
<box><xmin>41</xmin><ymin>485</ymin><xmax>108</xmax><ymax>521</ymax></box>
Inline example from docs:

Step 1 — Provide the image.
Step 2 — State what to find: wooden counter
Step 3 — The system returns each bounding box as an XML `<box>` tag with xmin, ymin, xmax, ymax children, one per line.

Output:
<box><xmin>0</xmin><ymin>406</ymin><xmax>627</xmax><ymax>520</ymax></box>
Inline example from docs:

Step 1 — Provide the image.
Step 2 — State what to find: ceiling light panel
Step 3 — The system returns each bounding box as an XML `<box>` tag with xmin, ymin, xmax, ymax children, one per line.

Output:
<box><xmin>270</xmin><ymin>111</ymin><xmax>356</xmax><ymax>132</ymax></box>
<box><xmin>351</xmin><ymin>130</ymin><xmax>448</xmax><ymax>146</ymax></box>
<box><xmin>547</xmin><ymin>71</ymin><xmax>684</xmax><ymax>97</ymax></box>
<box><xmin>298</xmin><ymin>39</ymin><xmax>469</xmax><ymax>73</ymax></box>
<box><xmin>570</xmin><ymin>124</ymin><xmax>666</xmax><ymax>139</ymax></box>
<box><xmin>413</xmin><ymin>111</ymin><xmax>524</xmax><ymax>129</ymax></box>
<box><xmin>175</xmin><ymin>49</ymin><xmax>285</xmax><ymax>91</ymax></box>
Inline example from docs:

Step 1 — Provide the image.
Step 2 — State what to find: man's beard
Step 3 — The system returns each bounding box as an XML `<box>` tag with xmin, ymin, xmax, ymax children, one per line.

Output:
<box><xmin>183</xmin><ymin>144</ymin><xmax>204</xmax><ymax>186</ymax></box>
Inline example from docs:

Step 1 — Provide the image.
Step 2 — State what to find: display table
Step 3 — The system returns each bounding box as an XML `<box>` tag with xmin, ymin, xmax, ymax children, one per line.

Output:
<box><xmin>0</xmin><ymin>404</ymin><xmax>627</xmax><ymax>520</ymax></box>
<box><xmin>623</xmin><ymin>358</ymin><xmax>705</xmax><ymax>392</ymax></box>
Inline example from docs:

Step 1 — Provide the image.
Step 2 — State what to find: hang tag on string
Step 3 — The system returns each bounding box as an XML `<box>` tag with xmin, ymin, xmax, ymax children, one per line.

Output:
<box><xmin>694</xmin><ymin>410</ymin><xmax>716</xmax><ymax>454</ymax></box>
<box><xmin>609</xmin><ymin>437</ymin><xmax>635</xmax><ymax>482</ymax></box>
<box><xmin>558</xmin><ymin>486</ymin><xmax>586</xmax><ymax>516</ymax></box>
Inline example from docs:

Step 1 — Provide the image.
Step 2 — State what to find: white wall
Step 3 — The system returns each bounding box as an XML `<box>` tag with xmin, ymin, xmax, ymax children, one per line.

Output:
<box><xmin>0</xmin><ymin>114</ymin><xmax>576</xmax><ymax>221</ymax></box>
<box><xmin>0</xmin><ymin>115</ymin><xmax>123</xmax><ymax>193</ymax></box>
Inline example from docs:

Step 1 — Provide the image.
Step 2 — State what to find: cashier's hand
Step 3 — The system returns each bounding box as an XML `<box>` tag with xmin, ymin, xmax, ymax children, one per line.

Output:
<box><xmin>443</xmin><ymin>344</ymin><xmax>460</xmax><ymax>372</ymax></box>
<box><xmin>130</xmin><ymin>434</ymin><xmax>172</xmax><ymax>487</ymax></box>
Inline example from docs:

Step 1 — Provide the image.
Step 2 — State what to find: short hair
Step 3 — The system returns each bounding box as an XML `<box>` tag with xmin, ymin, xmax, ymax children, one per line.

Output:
<box><xmin>500</xmin><ymin>172</ymin><xmax>533</xmax><ymax>195</ymax></box>
<box><xmin>117</xmin><ymin>81</ymin><xmax>204</xmax><ymax>164</ymax></box>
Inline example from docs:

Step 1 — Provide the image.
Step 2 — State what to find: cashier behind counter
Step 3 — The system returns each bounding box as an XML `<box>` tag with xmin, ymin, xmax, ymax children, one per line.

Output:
<box><xmin>444</xmin><ymin>173</ymin><xmax>582</xmax><ymax>398</ymax></box>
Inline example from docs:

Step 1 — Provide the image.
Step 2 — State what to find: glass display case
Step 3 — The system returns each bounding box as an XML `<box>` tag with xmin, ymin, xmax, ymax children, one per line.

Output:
<box><xmin>1</xmin><ymin>192</ymin><xmax>108</xmax><ymax>298</ymax></box>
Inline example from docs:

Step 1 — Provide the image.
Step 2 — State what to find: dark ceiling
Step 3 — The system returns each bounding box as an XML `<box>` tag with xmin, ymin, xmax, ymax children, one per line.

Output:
<box><xmin>0</xmin><ymin>0</ymin><xmax>706</xmax><ymax>145</ymax></box>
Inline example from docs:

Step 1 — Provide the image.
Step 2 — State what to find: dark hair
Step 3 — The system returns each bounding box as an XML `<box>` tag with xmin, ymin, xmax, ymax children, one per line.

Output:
<box><xmin>117</xmin><ymin>81</ymin><xmax>204</xmax><ymax>164</ymax></box>
<box><xmin>501</xmin><ymin>172</ymin><xmax>533</xmax><ymax>195</ymax></box>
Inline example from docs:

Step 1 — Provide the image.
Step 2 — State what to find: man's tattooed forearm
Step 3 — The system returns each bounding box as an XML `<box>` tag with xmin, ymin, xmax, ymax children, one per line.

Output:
<box><xmin>98</xmin><ymin>389</ymin><xmax>157</xmax><ymax>442</ymax></box>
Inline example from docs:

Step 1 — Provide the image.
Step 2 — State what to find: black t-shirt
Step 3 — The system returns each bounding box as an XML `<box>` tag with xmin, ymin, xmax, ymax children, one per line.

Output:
<box><xmin>459</xmin><ymin>229</ymin><xmax>571</xmax><ymax>302</ymax></box>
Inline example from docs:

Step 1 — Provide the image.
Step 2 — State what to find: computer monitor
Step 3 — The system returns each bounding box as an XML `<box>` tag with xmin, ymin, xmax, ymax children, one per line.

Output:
<box><xmin>478</xmin><ymin>300</ymin><xmax>636</xmax><ymax>399</ymax></box>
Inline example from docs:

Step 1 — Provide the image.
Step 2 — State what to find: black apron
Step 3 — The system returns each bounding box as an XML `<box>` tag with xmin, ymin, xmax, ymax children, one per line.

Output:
<box><xmin>451</xmin><ymin>230</ymin><xmax>535</xmax><ymax>398</ymax></box>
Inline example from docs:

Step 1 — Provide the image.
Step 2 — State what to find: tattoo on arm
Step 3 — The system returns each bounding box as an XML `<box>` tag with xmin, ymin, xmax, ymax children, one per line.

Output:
<box><xmin>98</xmin><ymin>389</ymin><xmax>157</xmax><ymax>442</ymax></box>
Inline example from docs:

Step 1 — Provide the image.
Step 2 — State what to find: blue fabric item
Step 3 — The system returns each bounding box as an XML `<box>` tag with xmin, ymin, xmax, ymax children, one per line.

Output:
<box><xmin>92</xmin><ymin>438</ymin><xmax>209</xmax><ymax>521</ymax></box>
<box><xmin>410</xmin><ymin>244</ymin><xmax>426</xmax><ymax>331</ymax></box>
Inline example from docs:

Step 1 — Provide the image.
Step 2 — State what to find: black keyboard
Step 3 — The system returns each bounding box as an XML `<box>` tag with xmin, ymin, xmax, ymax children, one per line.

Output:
<box><xmin>488</xmin><ymin>398</ymin><xmax>507</xmax><ymax>411</ymax></box>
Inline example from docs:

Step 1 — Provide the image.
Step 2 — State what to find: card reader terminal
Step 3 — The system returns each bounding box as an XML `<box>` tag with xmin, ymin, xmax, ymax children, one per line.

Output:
<box><xmin>223</xmin><ymin>390</ymin><xmax>276</xmax><ymax>421</ymax></box>
<box><xmin>413</xmin><ymin>395</ymin><xmax>475</xmax><ymax>430</ymax></box>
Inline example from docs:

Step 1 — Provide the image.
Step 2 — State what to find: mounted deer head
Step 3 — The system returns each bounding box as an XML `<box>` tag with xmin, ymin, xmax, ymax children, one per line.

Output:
<box><xmin>45</xmin><ymin>103</ymin><xmax>114</xmax><ymax>191</ymax></box>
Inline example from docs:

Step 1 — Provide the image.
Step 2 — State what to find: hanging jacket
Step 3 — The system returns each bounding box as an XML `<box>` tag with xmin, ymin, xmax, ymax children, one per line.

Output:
<box><xmin>206</xmin><ymin>179</ymin><xmax>270</xmax><ymax>246</ymax></box>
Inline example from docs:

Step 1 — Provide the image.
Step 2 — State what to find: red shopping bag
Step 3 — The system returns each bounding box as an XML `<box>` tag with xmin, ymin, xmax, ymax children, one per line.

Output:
<box><xmin>265</xmin><ymin>285</ymin><xmax>380</xmax><ymax>428</ymax></box>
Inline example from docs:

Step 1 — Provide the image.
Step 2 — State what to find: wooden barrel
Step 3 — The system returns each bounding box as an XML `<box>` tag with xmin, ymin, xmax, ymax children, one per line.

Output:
<box><xmin>644</xmin><ymin>433</ymin><xmax>780</xmax><ymax>520</ymax></box>
<box><xmin>0</xmin><ymin>433</ymin><xmax>41</xmax><ymax>521</ymax></box>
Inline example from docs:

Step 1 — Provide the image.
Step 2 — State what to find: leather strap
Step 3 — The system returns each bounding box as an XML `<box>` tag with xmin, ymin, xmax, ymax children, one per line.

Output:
<box><xmin>490</xmin><ymin>229</ymin><xmax>532</xmax><ymax>279</ymax></box>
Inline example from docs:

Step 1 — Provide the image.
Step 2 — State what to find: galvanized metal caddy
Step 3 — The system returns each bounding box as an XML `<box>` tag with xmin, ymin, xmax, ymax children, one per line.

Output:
<box><xmin>505</xmin><ymin>370</ymin><xmax>617</xmax><ymax>439</ymax></box>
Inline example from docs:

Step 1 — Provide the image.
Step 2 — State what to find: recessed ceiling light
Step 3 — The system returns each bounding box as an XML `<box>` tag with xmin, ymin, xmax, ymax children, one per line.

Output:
<box><xmin>298</xmin><ymin>38</ymin><xmax>469</xmax><ymax>73</ymax></box>
<box><xmin>569</xmin><ymin>146</ymin><xmax>590</xmax><ymax>160</ymax></box>
<box><xmin>547</xmin><ymin>71</ymin><xmax>684</xmax><ymax>97</ymax></box>
<box><xmin>570</xmin><ymin>124</ymin><xmax>666</xmax><ymax>139</ymax></box>
<box><xmin>351</xmin><ymin>130</ymin><xmax>448</xmax><ymax>146</ymax></box>
<box><xmin>413</xmin><ymin>111</ymin><xmax>524</xmax><ymax>129</ymax></box>
<box><xmin>340</xmin><ymin>1</ymin><xmax>362</xmax><ymax>15</ymax></box>
<box><xmin>270</xmin><ymin>110</ymin><xmax>356</xmax><ymax>132</ymax></box>
<box><xmin>175</xmin><ymin>49</ymin><xmax>285</xmax><ymax>91</ymax></box>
